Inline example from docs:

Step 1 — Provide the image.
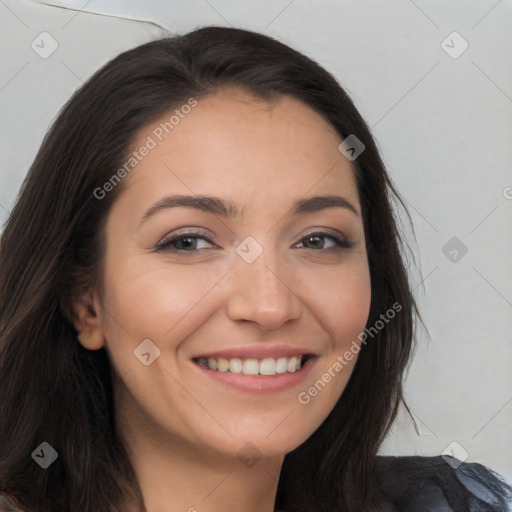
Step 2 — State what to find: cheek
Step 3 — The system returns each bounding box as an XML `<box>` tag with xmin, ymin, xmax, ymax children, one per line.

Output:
<box><xmin>292</xmin><ymin>263</ymin><xmax>371</xmax><ymax>442</ymax></box>
<box><xmin>97</xmin><ymin>255</ymin><xmax>231</xmax><ymax>365</ymax></box>
<box><xmin>301</xmin><ymin>258</ymin><xmax>372</xmax><ymax>348</ymax></box>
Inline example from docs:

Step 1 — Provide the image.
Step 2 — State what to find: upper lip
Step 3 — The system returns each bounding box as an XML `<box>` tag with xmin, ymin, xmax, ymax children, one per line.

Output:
<box><xmin>193</xmin><ymin>345</ymin><xmax>317</xmax><ymax>360</ymax></box>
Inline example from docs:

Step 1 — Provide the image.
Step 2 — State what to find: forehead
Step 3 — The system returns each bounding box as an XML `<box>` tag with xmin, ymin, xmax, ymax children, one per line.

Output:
<box><xmin>121</xmin><ymin>87</ymin><xmax>360</xmax><ymax>213</ymax></box>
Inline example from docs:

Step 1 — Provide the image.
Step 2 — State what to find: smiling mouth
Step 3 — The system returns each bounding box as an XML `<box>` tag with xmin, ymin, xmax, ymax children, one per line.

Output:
<box><xmin>193</xmin><ymin>355</ymin><xmax>313</xmax><ymax>376</ymax></box>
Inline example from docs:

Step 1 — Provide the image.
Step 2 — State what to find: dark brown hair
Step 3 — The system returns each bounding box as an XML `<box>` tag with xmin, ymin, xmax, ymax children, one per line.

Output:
<box><xmin>0</xmin><ymin>26</ymin><xmax>419</xmax><ymax>512</ymax></box>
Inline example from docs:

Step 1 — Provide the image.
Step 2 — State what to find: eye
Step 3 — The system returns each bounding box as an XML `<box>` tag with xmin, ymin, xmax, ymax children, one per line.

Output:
<box><xmin>154</xmin><ymin>228</ymin><xmax>353</xmax><ymax>254</ymax></box>
<box><xmin>155</xmin><ymin>229</ymin><xmax>217</xmax><ymax>253</ymax></box>
<box><xmin>296</xmin><ymin>231</ymin><xmax>353</xmax><ymax>251</ymax></box>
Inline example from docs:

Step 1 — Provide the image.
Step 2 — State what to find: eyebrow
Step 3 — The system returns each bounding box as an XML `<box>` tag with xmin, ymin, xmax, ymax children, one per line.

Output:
<box><xmin>139</xmin><ymin>194</ymin><xmax>359</xmax><ymax>227</ymax></box>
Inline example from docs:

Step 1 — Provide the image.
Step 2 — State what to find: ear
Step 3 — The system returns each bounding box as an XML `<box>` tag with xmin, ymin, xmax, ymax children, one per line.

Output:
<box><xmin>73</xmin><ymin>291</ymin><xmax>105</xmax><ymax>350</ymax></box>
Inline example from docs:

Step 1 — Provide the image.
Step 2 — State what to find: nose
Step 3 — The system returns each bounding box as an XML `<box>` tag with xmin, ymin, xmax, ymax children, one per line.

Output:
<box><xmin>226</xmin><ymin>249</ymin><xmax>302</xmax><ymax>331</ymax></box>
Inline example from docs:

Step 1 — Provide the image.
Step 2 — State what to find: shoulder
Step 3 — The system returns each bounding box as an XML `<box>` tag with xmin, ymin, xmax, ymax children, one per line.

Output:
<box><xmin>368</xmin><ymin>454</ymin><xmax>512</xmax><ymax>511</ymax></box>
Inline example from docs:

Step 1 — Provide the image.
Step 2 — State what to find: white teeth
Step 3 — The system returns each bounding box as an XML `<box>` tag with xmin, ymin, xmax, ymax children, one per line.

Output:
<box><xmin>217</xmin><ymin>358</ymin><xmax>229</xmax><ymax>372</ymax></box>
<box><xmin>197</xmin><ymin>355</ymin><xmax>306</xmax><ymax>375</ymax></box>
<box><xmin>243</xmin><ymin>358</ymin><xmax>259</xmax><ymax>375</ymax></box>
<box><xmin>260</xmin><ymin>358</ymin><xmax>276</xmax><ymax>375</ymax></box>
<box><xmin>287</xmin><ymin>357</ymin><xmax>298</xmax><ymax>372</ymax></box>
<box><xmin>276</xmin><ymin>357</ymin><xmax>288</xmax><ymax>374</ymax></box>
<box><xmin>229</xmin><ymin>357</ymin><xmax>243</xmax><ymax>373</ymax></box>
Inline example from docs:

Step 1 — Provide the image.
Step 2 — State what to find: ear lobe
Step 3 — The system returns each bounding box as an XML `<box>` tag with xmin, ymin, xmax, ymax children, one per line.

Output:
<box><xmin>74</xmin><ymin>291</ymin><xmax>105</xmax><ymax>351</ymax></box>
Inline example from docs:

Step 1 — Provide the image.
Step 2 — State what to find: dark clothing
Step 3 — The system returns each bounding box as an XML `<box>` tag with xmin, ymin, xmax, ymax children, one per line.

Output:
<box><xmin>363</xmin><ymin>455</ymin><xmax>512</xmax><ymax>511</ymax></box>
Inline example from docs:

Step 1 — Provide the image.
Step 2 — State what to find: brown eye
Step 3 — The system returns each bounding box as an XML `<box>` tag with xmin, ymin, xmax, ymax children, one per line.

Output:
<box><xmin>302</xmin><ymin>235</ymin><xmax>328</xmax><ymax>249</ymax></box>
<box><xmin>155</xmin><ymin>231</ymin><xmax>217</xmax><ymax>253</ymax></box>
<box><xmin>297</xmin><ymin>232</ymin><xmax>353</xmax><ymax>250</ymax></box>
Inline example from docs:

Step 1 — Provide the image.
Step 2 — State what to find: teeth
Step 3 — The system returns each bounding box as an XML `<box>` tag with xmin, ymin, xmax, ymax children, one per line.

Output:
<box><xmin>197</xmin><ymin>355</ymin><xmax>306</xmax><ymax>375</ymax></box>
<box><xmin>260</xmin><ymin>358</ymin><xmax>276</xmax><ymax>375</ymax></box>
<box><xmin>217</xmin><ymin>358</ymin><xmax>229</xmax><ymax>372</ymax></box>
<box><xmin>287</xmin><ymin>357</ymin><xmax>299</xmax><ymax>372</ymax></box>
<box><xmin>276</xmin><ymin>357</ymin><xmax>287</xmax><ymax>374</ymax></box>
<box><xmin>229</xmin><ymin>358</ymin><xmax>242</xmax><ymax>374</ymax></box>
<box><xmin>242</xmin><ymin>359</ymin><xmax>259</xmax><ymax>375</ymax></box>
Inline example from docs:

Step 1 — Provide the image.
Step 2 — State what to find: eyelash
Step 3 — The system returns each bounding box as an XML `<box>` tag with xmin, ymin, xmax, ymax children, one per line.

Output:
<box><xmin>155</xmin><ymin>229</ymin><xmax>354</xmax><ymax>254</ymax></box>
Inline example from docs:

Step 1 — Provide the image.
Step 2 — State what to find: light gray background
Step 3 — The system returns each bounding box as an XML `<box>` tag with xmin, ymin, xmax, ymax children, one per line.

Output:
<box><xmin>1</xmin><ymin>0</ymin><xmax>511</xmax><ymax>481</ymax></box>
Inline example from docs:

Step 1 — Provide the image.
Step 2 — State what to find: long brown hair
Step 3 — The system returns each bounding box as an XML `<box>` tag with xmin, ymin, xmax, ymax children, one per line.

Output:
<box><xmin>0</xmin><ymin>27</ymin><xmax>419</xmax><ymax>512</ymax></box>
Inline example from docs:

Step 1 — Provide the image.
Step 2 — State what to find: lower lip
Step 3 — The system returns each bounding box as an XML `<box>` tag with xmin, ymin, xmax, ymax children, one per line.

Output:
<box><xmin>193</xmin><ymin>357</ymin><xmax>317</xmax><ymax>392</ymax></box>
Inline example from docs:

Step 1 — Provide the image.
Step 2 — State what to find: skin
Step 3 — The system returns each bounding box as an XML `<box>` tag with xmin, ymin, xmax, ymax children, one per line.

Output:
<box><xmin>74</xmin><ymin>87</ymin><xmax>372</xmax><ymax>512</ymax></box>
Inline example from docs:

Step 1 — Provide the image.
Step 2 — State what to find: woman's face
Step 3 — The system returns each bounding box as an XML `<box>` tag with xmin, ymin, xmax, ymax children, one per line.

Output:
<box><xmin>85</xmin><ymin>87</ymin><xmax>371</xmax><ymax>460</ymax></box>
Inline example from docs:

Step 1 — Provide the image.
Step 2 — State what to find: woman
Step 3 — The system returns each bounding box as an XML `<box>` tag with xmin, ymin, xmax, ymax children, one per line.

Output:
<box><xmin>0</xmin><ymin>26</ymin><xmax>510</xmax><ymax>512</ymax></box>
